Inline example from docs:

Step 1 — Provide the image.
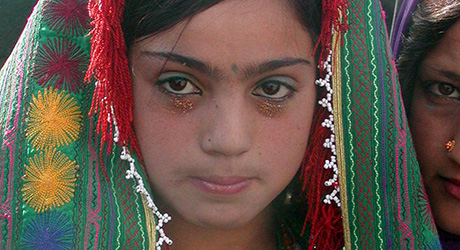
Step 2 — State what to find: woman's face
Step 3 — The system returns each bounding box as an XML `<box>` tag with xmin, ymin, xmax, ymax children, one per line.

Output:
<box><xmin>130</xmin><ymin>0</ymin><xmax>316</xmax><ymax>230</ymax></box>
<box><xmin>410</xmin><ymin>20</ymin><xmax>460</xmax><ymax>235</ymax></box>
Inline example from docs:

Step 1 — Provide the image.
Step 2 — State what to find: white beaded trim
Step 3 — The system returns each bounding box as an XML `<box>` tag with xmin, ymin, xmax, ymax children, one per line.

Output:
<box><xmin>315</xmin><ymin>51</ymin><xmax>341</xmax><ymax>207</ymax></box>
<box><xmin>121</xmin><ymin>147</ymin><xmax>172</xmax><ymax>249</ymax></box>
<box><xmin>110</xmin><ymin>102</ymin><xmax>172</xmax><ymax>249</ymax></box>
<box><xmin>110</xmin><ymin>105</ymin><xmax>120</xmax><ymax>143</ymax></box>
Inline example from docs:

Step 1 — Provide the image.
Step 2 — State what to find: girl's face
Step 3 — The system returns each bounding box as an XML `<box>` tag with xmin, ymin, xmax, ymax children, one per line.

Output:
<box><xmin>410</xmin><ymin>20</ymin><xmax>460</xmax><ymax>235</ymax></box>
<box><xmin>130</xmin><ymin>0</ymin><xmax>316</xmax><ymax>230</ymax></box>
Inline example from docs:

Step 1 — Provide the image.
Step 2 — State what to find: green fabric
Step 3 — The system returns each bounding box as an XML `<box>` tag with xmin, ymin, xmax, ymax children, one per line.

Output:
<box><xmin>0</xmin><ymin>0</ymin><xmax>440</xmax><ymax>249</ymax></box>
<box><xmin>337</xmin><ymin>0</ymin><xmax>440</xmax><ymax>248</ymax></box>
<box><xmin>0</xmin><ymin>1</ymin><xmax>154</xmax><ymax>248</ymax></box>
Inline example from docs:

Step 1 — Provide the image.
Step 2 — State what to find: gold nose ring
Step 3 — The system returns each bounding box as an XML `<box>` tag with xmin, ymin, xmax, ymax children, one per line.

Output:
<box><xmin>445</xmin><ymin>140</ymin><xmax>456</xmax><ymax>152</ymax></box>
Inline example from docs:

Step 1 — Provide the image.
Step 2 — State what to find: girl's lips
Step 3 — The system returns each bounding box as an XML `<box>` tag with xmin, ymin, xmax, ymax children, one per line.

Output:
<box><xmin>444</xmin><ymin>178</ymin><xmax>460</xmax><ymax>200</ymax></box>
<box><xmin>190</xmin><ymin>176</ymin><xmax>253</xmax><ymax>195</ymax></box>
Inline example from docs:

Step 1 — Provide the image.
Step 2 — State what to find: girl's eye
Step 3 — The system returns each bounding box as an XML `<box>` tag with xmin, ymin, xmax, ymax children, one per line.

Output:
<box><xmin>157</xmin><ymin>72</ymin><xmax>201</xmax><ymax>95</ymax></box>
<box><xmin>427</xmin><ymin>81</ymin><xmax>460</xmax><ymax>99</ymax></box>
<box><xmin>252</xmin><ymin>76</ymin><xmax>295</xmax><ymax>100</ymax></box>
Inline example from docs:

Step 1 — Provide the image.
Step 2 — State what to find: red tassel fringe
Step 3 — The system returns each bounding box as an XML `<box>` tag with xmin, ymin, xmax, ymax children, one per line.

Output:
<box><xmin>300</xmin><ymin>1</ymin><xmax>350</xmax><ymax>248</ymax></box>
<box><xmin>85</xmin><ymin>0</ymin><xmax>140</xmax><ymax>158</ymax></box>
<box><xmin>314</xmin><ymin>0</ymin><xmax>349</xmax><ymax>75</ymax></box>
<box><xmin>300</xmin><ymin>95</ymin><xmax>344</xmax><ymax>250</ymax></box>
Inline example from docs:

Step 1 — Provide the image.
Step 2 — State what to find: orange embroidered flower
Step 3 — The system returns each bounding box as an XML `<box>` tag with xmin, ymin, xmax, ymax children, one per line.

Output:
<box><xmin>22</xmin><ymin>149</ymin><xmax>78</xmax><ymax>213</ymax></box>
<box><xmin>26</xmin><ymin>88</ymin><xmax>81</xmax><ymax>150</ymax></box>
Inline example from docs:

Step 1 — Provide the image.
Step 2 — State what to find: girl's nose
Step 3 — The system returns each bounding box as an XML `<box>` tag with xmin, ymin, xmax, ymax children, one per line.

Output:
<box><xmin>200</xmin><ymin>96</ymin><xmax>252</xmax><ymax>157</ymax></box>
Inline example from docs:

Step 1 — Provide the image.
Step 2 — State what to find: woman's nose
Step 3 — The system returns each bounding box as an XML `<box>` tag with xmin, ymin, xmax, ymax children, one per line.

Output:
<box><xmin>446</xmin><ymin>141</ymin><xmax>460</xmax><ymax>168</ymax></box>
<box><xmin>200</xmin><ymin>96</ymin><xmax>252</xmax><ymax>157</ymax></box>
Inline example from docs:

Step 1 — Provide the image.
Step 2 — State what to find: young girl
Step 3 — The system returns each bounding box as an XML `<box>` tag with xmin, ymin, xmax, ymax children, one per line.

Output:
<box><xmin>0</xmin><ymin>0</ymin><xmax>439</xmax><ymax>249</ymax></box>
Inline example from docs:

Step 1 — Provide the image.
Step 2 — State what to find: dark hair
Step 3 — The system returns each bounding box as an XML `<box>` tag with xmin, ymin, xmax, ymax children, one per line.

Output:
<box><xmin>122</xmin><ymin>0</ymin><xmax>322</xmax><ymax>53</ymax></box>
<box><xmin>397</xmin><ymin>0</ymin><xmax>460</xmax><ymax>112</ymax></box>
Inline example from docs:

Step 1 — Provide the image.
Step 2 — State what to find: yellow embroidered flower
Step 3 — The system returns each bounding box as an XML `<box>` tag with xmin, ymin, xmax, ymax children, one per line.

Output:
<box><xmin>22</xmin><ymin>149</ymin><xmax>78</xmax><ymax>213</ymax></box>
<box><xmin>26</xmin><ymin>88</ymin><xmax>81</xmax><ymax>150</ymax></box>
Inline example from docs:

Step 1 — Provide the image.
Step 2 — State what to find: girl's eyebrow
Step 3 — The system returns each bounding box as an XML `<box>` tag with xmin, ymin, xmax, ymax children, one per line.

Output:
<box><xmin>245</xmin><ymin>58</ymin><xmax>312</xmax><ymax>80</ymax></box>
<box><xmin>141</xmin><ymin>51</ymin><xmax>312</xmax><ymax>80</ymax></box>
<box><xmin>440</xmin><ymin>70</ymin><xmax>460</xmax><ymax>83</ymax></box>
<box><xmin>142</xmin><ymin>51</ymin><xmax>223</xmax><ymax>80</ymax></box>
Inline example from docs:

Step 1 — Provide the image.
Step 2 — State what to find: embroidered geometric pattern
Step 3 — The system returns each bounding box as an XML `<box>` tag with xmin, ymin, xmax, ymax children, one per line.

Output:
<box><xmin>122</xmin><ymin>147</ymin><xmax>172</xmax><ymax>249</ymax></box>
<box><xmin>337</xmin><ymin>0</ymin><xmax>440</xmax><ymax>248</ymax></box>
<box><xmin>3</xmin><ymin>1</ymin><xmax>174</xmax><ymax>249</ymax></box>
<box><xmin>22</xmin><ymin>149</ymin><xmax>78</xmax><ymax>213</ymax></box>
<box><xmin>26</xmin><ymin>88</ymin><xmax>81</xmax><ymax>150</ymax></box>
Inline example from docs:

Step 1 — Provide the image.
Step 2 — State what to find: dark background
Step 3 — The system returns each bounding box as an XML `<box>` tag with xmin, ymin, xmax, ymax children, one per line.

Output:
<box><xmin>0</xmin><ymin>0</ymin><xmax>37</xmax><ymax>66</ymax></box>
<box><xmin>0</xmin><ymin>0</ymin><xmax>398</xmax><ymax>67</ymax></box>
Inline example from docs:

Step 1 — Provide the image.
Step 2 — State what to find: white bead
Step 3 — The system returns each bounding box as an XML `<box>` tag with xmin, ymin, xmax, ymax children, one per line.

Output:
<box><xmin>120</xmin><ymin>146</ymin><xmax>172</xmax><ymax>249</ymax></box>
<box><xmin>315</xmin><ymin>49</ymin><xmax>341</xmax><ymax>208</ymax></box>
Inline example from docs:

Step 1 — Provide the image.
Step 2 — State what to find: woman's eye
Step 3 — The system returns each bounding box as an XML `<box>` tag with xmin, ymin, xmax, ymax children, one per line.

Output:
<box><xmin>157</xmin><ymin>72</ymin><xmax>201</xmax><ymax>95</ymax></box>
<box><xmin>427</xmin><ymin>81</ymin><xmax>460</xmax><ymax>99</ymax></box>
<box><xmin>252</xmin><ymin>77</ymin><xmax>295</xmax><ymax>99</ymax></box>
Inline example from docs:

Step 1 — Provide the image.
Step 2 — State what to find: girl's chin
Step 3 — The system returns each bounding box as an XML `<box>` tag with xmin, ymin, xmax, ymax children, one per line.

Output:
<box><xmin>166</xmin><ymin>204</ymin><xmax>274</xmax><ymax>231</ymax></box>
<box><xmin>181</xmin><ymin>211</ymin><xmax>260</xmax><ymax>230</ymax></box>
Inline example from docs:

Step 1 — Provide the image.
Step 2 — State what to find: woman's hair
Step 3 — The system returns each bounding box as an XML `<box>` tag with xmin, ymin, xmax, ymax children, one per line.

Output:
<box><xmin>397</xmin><ymin>0</ymin><xmax>460</xmax><ymax>112</ymax></box>
<box><xmin>122</xmin><ymin>0</ymin><xmax>322</xmax><ymax>52</ymax></box>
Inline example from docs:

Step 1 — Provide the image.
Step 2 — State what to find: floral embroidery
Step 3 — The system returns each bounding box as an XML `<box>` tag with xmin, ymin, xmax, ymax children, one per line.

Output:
<box><xmin>21</xmin><ymin>211</ymin><xmax>74</xmax><ymax>249</ymax></box>
<box><xmin>26</xmin><ymin>88</ymin><xmax>81</xmax><ymax>150</ymax></box>
<box><xmin>43</xmin><ymin>0</ymin><xmax>90</xmax><ymax>37</ymax></box>
<box><xmin>22</xmin><ymin>149</ymin><xmax>78</xmax><ymax>213</ymax></box>
<box><xmin>32</xmin><ymin>38</ymin><xmax>88</xmax><ymax>92</ymax></box>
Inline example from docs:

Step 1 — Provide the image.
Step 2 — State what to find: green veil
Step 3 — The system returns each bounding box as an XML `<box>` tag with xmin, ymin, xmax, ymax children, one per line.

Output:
<box><xmin>0</xmin><ymin>0</ymin><xmax>441</xmax><ymax>249</ymax></box>
<box><xmin>334</xmin><ymin>1</ymin><xmax>439</xmax><ymax>248</ymax></box>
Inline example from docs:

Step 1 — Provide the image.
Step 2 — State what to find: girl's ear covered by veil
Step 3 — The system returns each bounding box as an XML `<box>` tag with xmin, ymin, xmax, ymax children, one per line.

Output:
<box><xmin>0</xmin><ymin>0</ymin><xmax>441</xmax><ymax>249</ymax></box>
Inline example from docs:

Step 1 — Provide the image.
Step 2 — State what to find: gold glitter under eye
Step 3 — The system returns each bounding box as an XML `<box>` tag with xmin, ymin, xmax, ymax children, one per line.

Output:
<box><xmin>257</xmin><ymin>99</ymin><xmax>286</xmax><ymax>118</ymax></box>
<box><xmin>171</xmin><ymin>97</ymin><xmax>195</xmax><ymax>114</ymax></box>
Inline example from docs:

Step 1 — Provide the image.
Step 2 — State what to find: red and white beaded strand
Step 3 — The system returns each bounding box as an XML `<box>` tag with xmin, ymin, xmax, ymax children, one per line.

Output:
<box><xmin>112</xmin><ymin>104</ymin><xmax>172</xmax><ymax>249</ymax></box>
<box><xmin>315</xmin><ymin>51</ymin><xmax>341</xmax><ymax>207</ymax></box>
<box><xmin>121</xmin><ymin>147</ymin><xmax>172</xmax><ymax>249</ymax></box>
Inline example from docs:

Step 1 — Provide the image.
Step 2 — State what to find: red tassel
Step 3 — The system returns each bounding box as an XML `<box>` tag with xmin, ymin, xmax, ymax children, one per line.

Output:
<box><xmin>85</xmin><ymin>0</ymin><xmax>140</xmax><ymax>159</ymax></box>
<box><xmin>314</xmin><ymin>0</ymin><xmax>349</xmax><ymax>75</ymax></box>
<box><xmin>300</xmin><ymin>93</ymin><xmax>344</xmax><ymax>250</ymax></box>
<box><xmin>300</xmin><ymin>1</ymin><xmax>349</xmax><ymax>248</ymax></box>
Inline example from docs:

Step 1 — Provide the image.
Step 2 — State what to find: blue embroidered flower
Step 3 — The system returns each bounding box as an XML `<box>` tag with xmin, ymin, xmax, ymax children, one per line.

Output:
<box><xmin>21</xmin><ymin>211</ymin><xmax>74</xmax><ymax>249</ymax></box>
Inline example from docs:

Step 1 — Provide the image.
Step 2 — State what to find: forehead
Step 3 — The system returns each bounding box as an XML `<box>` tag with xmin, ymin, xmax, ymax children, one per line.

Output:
<box><xmin>132</xmin><ymin>0</ymin><xmax>314</xmax><ymax>64</ymax></box>
<box><xmin>445</xmin><ymin>19</ymin><xmax>460</xmax><ymax>45</ymax></box>
<box><xmin>441</xmin><ymin>19</ymin><xmax>460</xmax><ymax>54</ymax></box>
<box><xmin>423</xmin><ymin>20</ymin><xmax>460</xmax><ymax>67</ymax></box>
